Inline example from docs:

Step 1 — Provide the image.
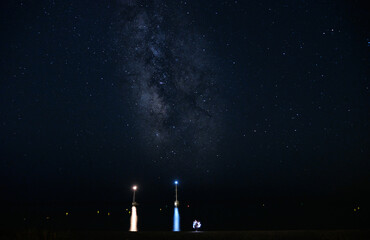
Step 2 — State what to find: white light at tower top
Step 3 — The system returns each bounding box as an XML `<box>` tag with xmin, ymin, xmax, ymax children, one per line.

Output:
<box><xmin>133</xmin><ymin>185</ymin><xmax>137</xmax><ymax>190</ymax></box>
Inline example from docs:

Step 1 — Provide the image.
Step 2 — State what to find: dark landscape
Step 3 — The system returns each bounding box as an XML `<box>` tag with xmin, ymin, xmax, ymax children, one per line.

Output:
<box><xmin>1</xmin><ymin>230</ymin><xmax>370</xmax><ymax>240</ymax></box>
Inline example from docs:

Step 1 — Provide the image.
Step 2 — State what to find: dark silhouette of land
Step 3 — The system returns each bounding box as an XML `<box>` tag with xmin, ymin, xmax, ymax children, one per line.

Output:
<box><xmin>1</xmin><ymin>230</ymin><xmax>370</xmax><ymax>240</ymax></box>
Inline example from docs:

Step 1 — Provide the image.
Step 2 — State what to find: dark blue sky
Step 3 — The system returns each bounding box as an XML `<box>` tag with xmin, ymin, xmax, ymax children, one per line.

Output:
<box><xmin>0</xmin><ymin>0</ymin><xmax>369</xmax><ymax>229</ymax></box>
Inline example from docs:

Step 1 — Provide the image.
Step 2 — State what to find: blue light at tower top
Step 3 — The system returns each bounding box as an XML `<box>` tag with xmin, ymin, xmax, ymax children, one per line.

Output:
<box><xmin>174</xmin><ymin>180</ymin><xmax>178</xmax><ymax>185</ymax></box>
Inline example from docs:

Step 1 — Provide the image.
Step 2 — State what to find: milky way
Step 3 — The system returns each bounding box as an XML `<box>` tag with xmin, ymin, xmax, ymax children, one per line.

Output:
<box><xmin>115</xmin><ymin>1</ymin><xmax>224</xmax><ymax>167</ymax></box>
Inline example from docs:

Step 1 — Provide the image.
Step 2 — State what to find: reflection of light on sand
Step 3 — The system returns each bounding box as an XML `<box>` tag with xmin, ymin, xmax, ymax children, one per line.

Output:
<box><xmin>129</xmin><ymin>206</ymin><xmax>137</xmax><ymax>232</ymax></box>
<box><xmin>173</xmin><ymin>207</ymin><xmax>180</xmax><ymax>231</ymax></box>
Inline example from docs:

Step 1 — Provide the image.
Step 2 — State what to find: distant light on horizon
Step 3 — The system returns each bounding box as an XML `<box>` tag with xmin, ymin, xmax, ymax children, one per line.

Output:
<box><xmin>133</xmin><ymin>185</ymin><xmax>137</xmax><ymax>190</ymax></box>
<box><xmin>174</xmin><ymin>180</ymin><xmax>178</xmax><ymax>185</ymax></box>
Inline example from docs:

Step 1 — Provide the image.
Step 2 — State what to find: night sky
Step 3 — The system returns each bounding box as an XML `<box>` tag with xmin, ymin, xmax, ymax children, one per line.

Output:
<box><xmin>1</xmin><ymin>0</ymin><xmax>369</xmax><ymax>230</ymax></box>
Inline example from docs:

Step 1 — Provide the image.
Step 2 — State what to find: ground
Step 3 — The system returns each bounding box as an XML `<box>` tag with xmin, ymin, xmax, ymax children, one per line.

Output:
<box><xmin>1</xmin><ymin>230</ymin><xmax>369</xmax><ymax>240</ymax></box>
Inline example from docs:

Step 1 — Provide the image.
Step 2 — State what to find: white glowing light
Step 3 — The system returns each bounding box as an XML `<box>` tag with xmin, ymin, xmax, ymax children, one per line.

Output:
<box><xmin>193</xmin><ymin>220</ymin><xmax>201</xmax><ymax>230</ymax></box>
<box><xmin>133</xmin><ymin>185</ymin><xmax>137</xmax><ymax>190</ymax></box>
<box><xmin>174</xmin><ymin>180</ymin><xmax>178</xmax><ymax>185</ymax></box>
<box><xmin>129</xmin><ymin>206</ymin><xmax>138</xmax><ymax>232</ymax></box>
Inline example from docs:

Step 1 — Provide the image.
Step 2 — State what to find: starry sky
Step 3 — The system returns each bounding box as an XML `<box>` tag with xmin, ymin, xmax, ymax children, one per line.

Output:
<box><xmin>1</xmin><ymin>0</ymin><xmax>369</xmax><ymax>230</ymax></box>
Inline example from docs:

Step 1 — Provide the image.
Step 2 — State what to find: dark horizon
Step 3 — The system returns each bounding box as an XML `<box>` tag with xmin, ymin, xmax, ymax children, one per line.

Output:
<box><xmin>3</xmin><ymin>181</ymin><xmax>369</xmax><ymax>231</ymax></box>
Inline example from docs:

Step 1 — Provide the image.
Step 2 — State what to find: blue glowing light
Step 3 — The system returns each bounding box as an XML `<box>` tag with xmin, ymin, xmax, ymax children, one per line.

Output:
<box><xmin>174</xmin><ymin>180</ymin><xmax>178</xmax><ymax>185</ymax></box>
<box><xmin>173</xmin><ymin>207</ymin><xmax>180</xmax><ymax>231</ymax></box>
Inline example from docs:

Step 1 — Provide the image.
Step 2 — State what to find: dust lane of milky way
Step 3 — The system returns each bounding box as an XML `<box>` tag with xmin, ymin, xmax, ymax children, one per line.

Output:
<box><xmin>115</xmin><ymin>1</ymin><xmax>226</xmax><ymax>168</ymax></box>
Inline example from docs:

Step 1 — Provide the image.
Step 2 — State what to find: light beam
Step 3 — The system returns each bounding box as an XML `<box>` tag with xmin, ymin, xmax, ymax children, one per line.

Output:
<box><xmin>129</xmin><ymin>185</ymin><xmax>138</xmax><ymax>232</ymax></box>
<box><xmin>173</xmin><ymin>180</ymin><xmax>180</xmax><ymax>231</ymax></box>
<box><xmin>129</xmin><ymin>206</ymin><xmax>138</xmax><ymax>232</ymax></box>
<box><xmin>173</xmin><ymin>207</ymin><xmax>180</xmax><ymax>231</ymax></box>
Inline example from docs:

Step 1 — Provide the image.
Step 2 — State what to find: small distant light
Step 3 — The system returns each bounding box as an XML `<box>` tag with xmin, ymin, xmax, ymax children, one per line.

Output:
<box><xmin>193</xmin><ymin>220</ymin><xmax>202</xmax><ymax>230</ymax></box>
<box><xmin>107</xmin><ymin>212</ymin><xmax>110</xmax><ymax>216</ymax></box>
<box><xmin>129</xmin><ymin>211</ymin><xmax>131</xmax><ymax>214</ymax></box>
<box><xmin>65</xmin><ymin>212</ymin><xmax>69</xmax><ymax>216</ymax></box>
<box><xmin>160</xmin><ymin>208</ymin><xmax>162</xmax><ymax>211</ymax></box>
<box><xmin>354</xmin><ymin>209</ymin><xmax>357</xmax><ymax>212</ymax></box>
<box><xmin>125</xmin><ymin>209</ymin><xmax>128</xmax><ymax>211</ymax></box>
<box><xmin>133</xmin><ymin>185</ymin><xmax>137</xmax><ymax>190</ymax></box>
<box><xmin>358</xmin><ymin>207</ymin><xmax>360</xmax><ymax>210</ymax></box>
<box><xmin>174</xmin><ymin>180</ymin><xmax>178</xmax><ymax>185</ymax></box>
<box><xmin>187</xmin><ymin>205</ymin><xmax>190</xmax><ymax>208</ymax></box>
<box><xmin>97</xmin><ymin>210</ymin><xmax>100</xmax><ymax>214</ymax></box>
<box><xmin>46</xmin><ymin>216</ymin><xmax>50</xmax><ymax>220</ymax></box>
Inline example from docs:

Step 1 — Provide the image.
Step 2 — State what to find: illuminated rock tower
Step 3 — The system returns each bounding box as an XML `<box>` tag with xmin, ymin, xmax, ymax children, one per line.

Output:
<box><xmin>173</xmin><ymin>180</ymin><xmax>180</xmax><ymax>231</ymax></box>
<box><xmin>129</xmin><ymin>185</ymin><xmax>138</xmax><ymax>232</ymax></box>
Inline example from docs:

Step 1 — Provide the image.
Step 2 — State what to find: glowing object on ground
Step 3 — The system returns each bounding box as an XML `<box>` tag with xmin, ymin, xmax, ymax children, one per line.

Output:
<box><xmin>129</xmin><ymin>206</ymin><xmax>138</xmax><ymax>232</ymax></box>
<box><xmin>193</xmin><ymin>220</ymin><xmax>201</xmax><ymax>230</ymax></box>
<box><xmin>173</xmin><ymin>180</ymin><xmax>180</xmax><ymax>231</ymax></box>
<box><xmin>173</xmin><ymin>207</ymin><xmax>180</xmax><ymax>231</ymax></box>
<box><xmin>129</xmin><ymin>185</ymin><xmax>138</xmax><ymax>232</ymax></box>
